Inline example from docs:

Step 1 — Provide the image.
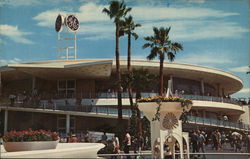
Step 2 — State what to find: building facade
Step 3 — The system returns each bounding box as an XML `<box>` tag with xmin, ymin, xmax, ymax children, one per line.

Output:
<box><xmin>0</xmin><ymin>59</ymin><xmax>249</xmax><ymax>136</ymax></box>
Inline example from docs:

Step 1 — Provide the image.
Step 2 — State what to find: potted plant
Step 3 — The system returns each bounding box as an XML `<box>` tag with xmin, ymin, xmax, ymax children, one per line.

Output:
<box><xmin>137</xmin><ymin>96</ymin><xmax>192</xmax><ymax>121</ymax></box>
<box><xmin>3</xmin><ymin>128</ymin><xmax>59</xmax><ymax>152</ymax></box>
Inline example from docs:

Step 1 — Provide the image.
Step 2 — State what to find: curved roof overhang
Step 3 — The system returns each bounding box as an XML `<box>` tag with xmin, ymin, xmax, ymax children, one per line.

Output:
<box><xmin>118</xmin><ymin>60</ymin><xmax>243</xmax><ymax>95</ymax></box>
<box><xmin>0</xmin><ymin>59</ymin><xmax>113</xmax><ymax>80</ymax></box>
<box><xmin>0</xmin><ymin>59</ymin><xmax>243</xmax><ymax>94</ymax></box>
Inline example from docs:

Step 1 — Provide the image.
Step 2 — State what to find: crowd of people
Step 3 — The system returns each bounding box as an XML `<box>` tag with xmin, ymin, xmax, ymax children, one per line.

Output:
<box><xmin>59</xmin><ymin>130</ymin><xmax>147</xmax><ymax>158</ymax></box>
<box><xmin>190</xmin><ymin>129</ymin><xmax>250</xmax><ymax>153</ymax></box>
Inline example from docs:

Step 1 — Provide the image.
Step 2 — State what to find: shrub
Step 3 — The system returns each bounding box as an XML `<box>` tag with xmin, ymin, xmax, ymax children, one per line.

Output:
<box><xmin>3</xmin><ymin>129</ymin><xmax>59</xmax><ymax>142</ymax></box>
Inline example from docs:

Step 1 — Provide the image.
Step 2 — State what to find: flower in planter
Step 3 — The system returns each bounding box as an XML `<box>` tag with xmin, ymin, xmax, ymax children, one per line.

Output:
<box><xmin>137</xmin><ymin>96</ymin><xmax>192</xmax><ymax>105</ymax></box>
<box><xmin>137</xmin><ymin>96</ymin><xmax>192</xmax><ymax>121</ymax></box>
<box><xmin>3</xmin><ymin>128</ymin><xmax>59</xmax><ymax>142</ymax></box>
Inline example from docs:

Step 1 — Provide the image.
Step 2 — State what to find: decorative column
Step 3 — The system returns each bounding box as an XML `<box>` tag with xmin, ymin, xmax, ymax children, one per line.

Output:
<box><xmin>4</xmin><ymin>110</ymin><xmax>8</xmax><ymax>135</ymax></box>
<box><xmin>66</xmin><ymin>114</ymin><xmax>70</xmax><ymax>134</ymax></box>
<box><xmin>138</xmin><ymin>101</ymin><xmax>192</xmax><ymax>159</ymax></box>
<box><xmin>200</xmin><ymin>79</ymin><xmax>205</xmax><ymax>96</ymax></box>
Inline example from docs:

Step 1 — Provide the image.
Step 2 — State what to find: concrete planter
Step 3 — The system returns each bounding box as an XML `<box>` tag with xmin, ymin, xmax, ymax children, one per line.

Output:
<box><xmin>1</xmin><ymin>143</ymin><xmax>105</xmax><ymax>158</ymax></box>
<box><xmin>138</xmin><ymin>102</ymin><xmax>192</xmax><ymax>120</ymax></box>
<box><xmin>3</xmin><ymin>140</ymin><xmax>59</xmax><ymax>152</ymax></box>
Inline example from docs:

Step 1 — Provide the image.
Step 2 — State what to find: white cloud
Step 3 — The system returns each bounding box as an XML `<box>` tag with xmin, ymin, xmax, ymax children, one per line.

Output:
<box><xmin>137</xmin><ymin>20</ymin><xmax>250</xmax><ymax>41</ymax></box>
<box><xmin>132</xmin><ymin>6</ymin><xmax>238</xmax><ymax>21</ymax></box>
<box><xmin>229</xmin><ymin>66</ymin><xmax>250</xmax><ymax>73</ymax></box>
<box><xmin>33</xmin><ymin>2</ymin><xmax>249</xmax><ymax>41</ymax></box>
<box><xmin>33</xmin><ymin>3</ymin><xmax>108</xmax><ymax>27</ymax></box>
<box><xmin>33</xmin><ymin>9</ymin><xmax>68</xmax><ymax>27</ymax></box>
<box><xmin>0</xmin><ymin>0</ymin><xmax>85</xmax><ymax>7</ymax></box>
<box><xmin>0</xmin><ymin>0</ymin><xmax>42</xmax><ymax>6</ymax></box>
<box><xmin>0</xmin><ymin>58</ymin><xmax>22</xmax><ymax>66</ymax></box>
<box><xmin>238</xmin><ymin>88</ymin><xmax>250</xmax><ymax>94</ymax></box>
<box><xmin>78</xmin><ymin>3</ymin><xmax>108</xmax><ymax>22</ymax></box>
<box><xmin>176</xmin><ymin>51</ymin><xmax>234</xmax><ymax>65</ymax></box>
<box><xmin>0</xmin><ymin>25</ymin><xmax>33</xmax><ymax>44</ymax></box>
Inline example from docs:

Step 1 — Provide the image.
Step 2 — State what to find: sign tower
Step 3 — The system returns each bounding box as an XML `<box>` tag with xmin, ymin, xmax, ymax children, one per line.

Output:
<box><xmin>55</xmin><ymin>14</ymin><xmax>80</xmax><ymax>60</ymax></box>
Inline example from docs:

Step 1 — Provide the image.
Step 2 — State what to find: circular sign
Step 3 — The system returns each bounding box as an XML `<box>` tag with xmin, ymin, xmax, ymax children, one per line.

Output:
<box><xmin>55</xmin><ymin>14</ymin><xmax>64</xmax><ymax>32</ymax></box>
<box><xmin>162</xmin><ymin>112</ymin><xmax>178</xmax><ymax>129</ymax></box>
<box><xmin>65</xmin><ymin>15</ymin><xmax>79</xmax><ymax>32</ymax></box>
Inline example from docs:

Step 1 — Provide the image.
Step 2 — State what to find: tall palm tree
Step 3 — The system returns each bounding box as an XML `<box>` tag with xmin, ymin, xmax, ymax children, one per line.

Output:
<box><xmin>143</xmin><ymin>27</ymin><xmax>183</xmax><ymax>96</ymax></box>
<box><xmin>121</xmin><ymin>15</ymin><xmax>141</xmax><ymax>107</ymax></box>
<box><xmin>122</xmin><ymin>69</ymin><xmax>156</xmax><ymax>137</ymax></box>
<box><xmin>102</xmin><ymin>0</ymin><xmax>131</xmax><ymax>137</ymax></box>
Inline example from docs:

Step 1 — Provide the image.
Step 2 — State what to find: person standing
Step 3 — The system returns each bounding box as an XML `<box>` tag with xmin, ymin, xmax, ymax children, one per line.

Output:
<box><xmin>197</xmin><ymin>130</ymin><xmax>206</xmax><ymax>159</ymax></box>
<box><xmin>137</xmin><ymin>132</ymin><xmax>144</xmax><ymax>153</ymax></box>
<box><xmin>84</xmin><ymin>130</ymin><xmax>90</xmax><ymax>142</ymax></box>
<box><xmin>9</xmin><ymin>93</ymin><xmax>16</xmax><ymax>106</ymax></box>
<box><xmin>102</xmin><ymin>132</ymin><xmax>108</xmax><ymax>141</ymax></box>
<box><xmin>191</xmin><ymin>130</ymin><xmax>199</xmax><ymax>153</ymax></box>
<box><xmin>123</xmin><ymin>130</ymin><xmax>131</xmax><ymax>159</ymax></box>
<box><xmin>112</xmin><ymin>135</ymin><xmax>120</xmax><ymax>158</ymax></box>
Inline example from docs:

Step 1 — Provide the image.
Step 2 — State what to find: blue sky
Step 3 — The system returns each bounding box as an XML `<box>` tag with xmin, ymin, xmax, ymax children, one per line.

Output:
<box><xmin>0</xmin><ymin>0</ymin><xmax>249</xmax><ymax>98</ymax></box>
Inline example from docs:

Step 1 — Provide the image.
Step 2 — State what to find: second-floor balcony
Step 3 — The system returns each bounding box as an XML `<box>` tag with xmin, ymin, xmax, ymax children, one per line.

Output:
<box><xmin>0</xmin><ymin>101</ymin><xmax>249</xmax><ymax>131</ymax></box>
<box><xmin>19</xmin><ymin>92</ymin><xmax>244</xmax><ymax>105</ymax></box>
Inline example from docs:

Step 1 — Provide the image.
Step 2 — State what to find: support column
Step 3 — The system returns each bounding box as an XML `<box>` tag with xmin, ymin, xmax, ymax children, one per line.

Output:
<box><xmin>200</xmin><ymin>79</ymin><xmax>205</xmax><ymax>96</ymax></box>
<box><xmin>4</xmin><ymin>110</ymin><xmax>8</xmax><ymax>135</ymax></box>
<box><xmin>66</xmin><ymin>114</ymin><xmax>70</xmax><ymax>134</ymax></box>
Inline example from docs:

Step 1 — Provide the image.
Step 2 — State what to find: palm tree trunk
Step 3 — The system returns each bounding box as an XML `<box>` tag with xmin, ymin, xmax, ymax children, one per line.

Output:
<box><xmin>127</xmin><ymin>33</ymin><xmax>133</xmax><ymax>107</ymax></box>
<box><xmin>159</xmin><ymin>54</ymin><xmax>164</xmax><ymax>96</ymax></box>
<box><xmin>136</xmin><ymin>90</ymin><xmax>142</xmax><ymax>139</ymax></box>
<box><xmin>116</xmin><ymin>23</ymin><xmax>123</xmax><ymax>121</ymax></box>
<box><xmin>127</xmin><ymin>33</ymin><xmax>131</xmax><ymax>72</ymax></box>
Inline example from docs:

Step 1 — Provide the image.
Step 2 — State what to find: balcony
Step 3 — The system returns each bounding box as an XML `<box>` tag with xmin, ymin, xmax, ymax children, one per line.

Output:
<box><xmin>0</xmin><ymin>98</ymin><xmax>133</xmax><ymax>118</ymax></box>
<box><xmin>3</xmin><ymin>91</ymin><xmax>244</xmax><ymax>105</ymax></box>
<box><xmin>75</xmin><ymin>92</ymin><xmax>242</xmax><ymax>105</ymax></box>
<box><xmin>1</xmin><ymin>98</ymin><xmax>249</xmax><ymax>131</ymax></box>
<box><xmin>186</xmin><ymin>115</ymin><xmax>250</xmax><ymax>131</ymax></box>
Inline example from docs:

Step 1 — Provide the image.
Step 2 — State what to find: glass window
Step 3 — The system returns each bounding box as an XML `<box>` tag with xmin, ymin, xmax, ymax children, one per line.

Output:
<box><xmin>57</xmin><ymin>80</ymin><xmax>76</xmax><ymax>96</ymax></box>
<box><xmin>67</xmin><ymin>80</ymin><xmax>75</xmax><ymax>89</ymax></box>
<box><xmin>58</xmin><ymin>80</ymin><xmax>66</xmax><ymax>89</ymax></box>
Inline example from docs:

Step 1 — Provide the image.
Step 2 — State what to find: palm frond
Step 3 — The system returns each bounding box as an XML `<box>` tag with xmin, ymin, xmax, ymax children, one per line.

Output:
<box><xmin>103</xmin><ymin>0</ymin><xmax>131</xmax><ymax>22</ymax></box>
<box><xmin>127</xmin><ymin>15</ymin><xmax>133</xmax><ymax>23</ymax></box>
<box><xmin>167</xmin><ymin>52</ymin><xmax>175</xmax><ymax>62</ymax></box>
<box><xmin>171</xmin><ymin>42</ymin><xmax>183</xmax><ymax>51</ymax></box>
<box><xmin>124</xmin><ymin>7</ymin><xmax>132</xmax><ymax>17</ymax></box>
<box><xmin>142</xmin><ymin>43</ymin><xmax>152</xmax><ymax>49</ymax></box>
<box><xmin>131</xmin><ymin>32</ymin><xmax>139</xmax><ymax>40</ymax></box>
<box><xmin>153</xmin><ymin>27</ymin><xmax>159</xmax><ymax>36</ymax></box>
<box><xmin>144</xmin><ymin>36</ymin><xmax>157</xmax><ymax>43</ymax></box>
<box><xmin>147</xmin><ymin>47</ymin><xmax>158</xmax><ymax>60</ymax></box>
<box><xmin>135</xmin><ymin>24</ymin><xmax>141</xmax><ymax>27</ymax></box>
<box><xmin>102</xmin><ymin>8</ymin><xmax>112</xmax><ymax>19</ymax></box>
<box><xmin>165</xmin><ymin>27</ymin><xmax>171</xmax><ymax>36</ymax></box>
